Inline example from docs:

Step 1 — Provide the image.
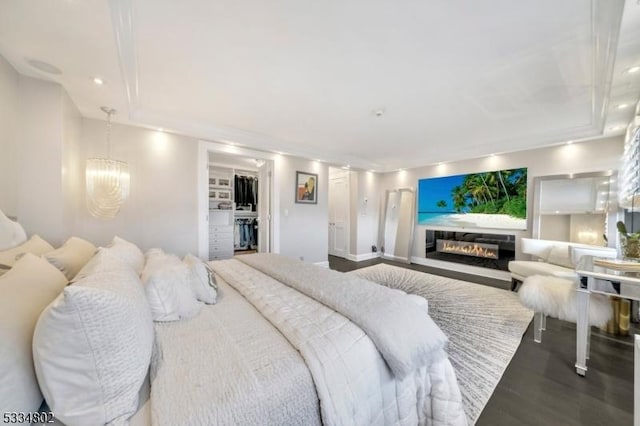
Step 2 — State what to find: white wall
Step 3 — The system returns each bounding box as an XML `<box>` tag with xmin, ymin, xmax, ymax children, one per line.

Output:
<box><xmin>352</xmin><ymin>170</ymin><xmax>382</xmax><ymax>256</ymax></box>
<box><xmin>276</xmin><ymin>156</ymin><xmax>328</xmax><ymax>263</ymax></box>
<box><xmin>61</xmin><ymin>90</ymin><xmax>83</xmax><ymax>238</ymax></box>
<box><xmin>0</xmin><ymin>55</ymin><xmax>19</xmax><ymax>217</ymax></box>
<box><xmin>14</xmin><ymin>76</ymin><xmax>69</xmax><ymax>246</ymax></box>
<box><xmin>381</xmin><ymin>137</ymin><xmax>624</xmax><ymax>262</ymax></box>
<box><xmin>73</xmin><ymin>119</ymin><xmax>199</xmax><ymax>255</ymax></box>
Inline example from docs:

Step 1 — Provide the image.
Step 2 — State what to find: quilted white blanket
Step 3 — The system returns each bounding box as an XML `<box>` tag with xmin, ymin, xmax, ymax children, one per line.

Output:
<box><xmin>213</xmin><ymin>256</ymin><xmax>467</xmax><ymax>426</ymax></box>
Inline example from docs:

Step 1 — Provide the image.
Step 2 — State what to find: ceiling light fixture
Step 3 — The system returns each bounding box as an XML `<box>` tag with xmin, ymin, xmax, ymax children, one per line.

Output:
<box><xmin>616</xmin><ymin>103</ymin><xmax>629</xmax><ymax>110</ymax></box>
<box><xmin>566</xmin><ymin>140</ymin><xmax>573</xmax><ymax>145</ymax></box>
<box><xmin>86</xmin><ymin>107</ymin><xmax>130</xmax><ymax>220</ymax></box>
<box><xmin>93</xmin><ymin>77</ymin><xmax>104</xmax><ymax>85</ymax></box>
<box><xmin>627</xmin><ymin>66</ymin><xmax>640</xmax><ymax>74</ymax></box>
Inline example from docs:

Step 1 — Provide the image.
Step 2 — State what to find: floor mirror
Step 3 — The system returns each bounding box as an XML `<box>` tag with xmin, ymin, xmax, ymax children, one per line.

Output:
<box><xmin>381</xmin><ymin>188</ymin><xmax>416</xmax><ymax>263</ymax></box>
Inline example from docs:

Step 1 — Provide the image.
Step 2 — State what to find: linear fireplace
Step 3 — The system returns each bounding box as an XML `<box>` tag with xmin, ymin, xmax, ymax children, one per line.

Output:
<box><xmin>426</xmin><ymin>230</ymin><xmax>515</xmax><ymax>271</ymax></box>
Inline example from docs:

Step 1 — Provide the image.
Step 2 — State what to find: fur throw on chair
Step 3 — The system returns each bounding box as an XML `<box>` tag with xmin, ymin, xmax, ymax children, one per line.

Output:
<box><xmin>519</xmin><ymin>275</ymin><xmax>612</xmax><ymax>327</ymax></box>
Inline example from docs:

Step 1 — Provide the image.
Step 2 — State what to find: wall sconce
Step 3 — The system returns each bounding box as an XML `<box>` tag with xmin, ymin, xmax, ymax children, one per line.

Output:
<box><xmin>86</xmin><ymin>107</ymin><xmax>130</xmax><ymax>220</ymax></box>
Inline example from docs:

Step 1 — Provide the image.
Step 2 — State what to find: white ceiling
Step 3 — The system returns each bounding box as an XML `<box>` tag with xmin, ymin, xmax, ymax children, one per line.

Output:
<box><xmin>1</xmin><ymin>0</ymin><xmax>639</xmax><ymax>171</ymax></box>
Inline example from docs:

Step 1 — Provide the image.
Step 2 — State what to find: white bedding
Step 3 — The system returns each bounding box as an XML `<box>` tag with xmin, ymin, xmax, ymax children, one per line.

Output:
<box><xmin>150</xmin><ymin>275</ymin><xmax>321</xmax><ymax>426</ymax></box>
<box><xmin>214</xmin><ymin>256</ymin><xmax>466</xmax><ymax>426</ymax></box>
<box><xmin>150</xmin><ymin>254</ymin><xmax>466</xmax><ymax>426</ymax></box>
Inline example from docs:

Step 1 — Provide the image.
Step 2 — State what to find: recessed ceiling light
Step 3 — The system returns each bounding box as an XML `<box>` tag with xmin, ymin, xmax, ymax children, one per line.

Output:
<box><xmin>627</xmin><ymin>66</ymin><xmax>640</xmax><ymax>74</ymax></box>
<box><xmin>93</xmin><ymin>77</ymin><xmax>104</xmax><ymax>85</ymax></box>
<box><xmin>616</xmin><ymin>103</ymin><xmax>629</xmax><ymax>110</ymax></box>
<box><xmin>26</xmin><ymin>58</ymin><xmax>62</xmax><ymax>75</ymax></box>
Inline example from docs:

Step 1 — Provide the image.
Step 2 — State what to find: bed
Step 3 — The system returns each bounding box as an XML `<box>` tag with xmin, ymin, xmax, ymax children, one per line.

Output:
<box><xmin>3</xmin><ymin>232</ymin><xmax>466</xmax><ymax>426</ymax></box>
<box><xmin>149</xmin><ymin>254</ymin><xmax>467</xmax><ymax>426</ymax></box>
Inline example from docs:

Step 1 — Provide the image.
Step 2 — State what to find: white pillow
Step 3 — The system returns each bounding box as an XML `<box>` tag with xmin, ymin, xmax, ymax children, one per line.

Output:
<box><xmin>183</xmin><ymin>253</ymin><xmax>218</xmax><ymax>304</ymax></box>
<box><xmin>0</xmin><ymin>254</ymin><xmax>67</xmax><ymax>415</ymax></box>
<box><xmin>0</xmin><ymin>209</ymin><xmax>27</xmax><ymax>251</ymax></box>
<box><xmin>0</xmin><ymin>234</ymin><xmax>54</xmax><ymax>277</ymax></box>
<box><xmin>545</xmin><ymin>245</ymin><xmax>574</xmax><ymax>269</ymax></box>
<box><xmin>72</xmin><ymin>248</ymin><xmax>133</xmax><ymax>283</ymax></box>
<box><xmin>33</xmin><ymin>267</ymin><xmax>153</xmax><ymax>426</ymax></box>
<box><xmin>142</xmin><ymin>250</ymin><xmax>202</xmax><ymax>322</ymax></box>
<box><xmin>103</xmin><ymin>236</ymin><xmax>144</xmax><ymax>274</ymax></box>
<box><xmin>43</xmin><ymin>236</ymin><xmax>97</xmax><ymax>280</ymax></box>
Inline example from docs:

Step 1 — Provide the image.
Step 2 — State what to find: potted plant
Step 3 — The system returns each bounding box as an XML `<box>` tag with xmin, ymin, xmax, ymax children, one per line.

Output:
<box><xmin>617</xmin><ymin>221</ymin><xmax>640</xmax><ymax>259</ymax></box>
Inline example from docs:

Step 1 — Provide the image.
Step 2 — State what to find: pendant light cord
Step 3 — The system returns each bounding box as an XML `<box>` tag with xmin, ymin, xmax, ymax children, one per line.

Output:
<box><xmin>106</xmin><ymin>109</ymin><xmax>112</xmax><ymax>159</ymax></box>
<box><xmin>100</xmin><ymin>106</ymin><xmax>116</xmax><ymax>159</ymax></box>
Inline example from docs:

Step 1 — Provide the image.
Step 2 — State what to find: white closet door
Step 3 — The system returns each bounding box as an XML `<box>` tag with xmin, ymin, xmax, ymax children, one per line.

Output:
<box><xmin>328</xmin><ymin>175</ymin><xmax>348</xmax><ymax>258</ymax></box>
<box><xmin>258</xmin><ymin>163</ymin><xmax>271</xmax><ymax>253</ymax></box>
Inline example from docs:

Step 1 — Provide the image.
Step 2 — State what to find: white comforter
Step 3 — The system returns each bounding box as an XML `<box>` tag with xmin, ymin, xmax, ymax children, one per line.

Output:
<box><xmin>213</xmin><ymin>255</ymin><xmax>466</xmax><ymax>426</ymax></box>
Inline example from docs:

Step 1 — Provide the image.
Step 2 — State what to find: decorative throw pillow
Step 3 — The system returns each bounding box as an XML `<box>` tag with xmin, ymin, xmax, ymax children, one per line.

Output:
<box><xmin>545</xmin><ymin>245</ymin><xmax>573</xmax><ymax>269</ymax></box>
<box><xmin>0</xmin><ymin>234</ymin><xmax>54</xmax><ymax>277</ymax></box>
<box><xmin>43</xmin><ymin>236</ymin><xmax>97</xmax><ymax>280</ymax></box>
<box><xmin>183</xmin><ymin>253</ymin><xmax>217</xmax><ymax>304</ymax></box>
<box><xmin>0</xmin><ymin>254</ymin><xmax>67</xmax><ymax>416</ymax></box>
<box><xmin>142</xmin><ymin>249</ymin><xmax>202</xmax><ymax>321</ymax></box>
<box><xmin>72</xmin><ymin>248</ymin><xmax>133</xmax><ymax>282</ymax></box>
<box><xmin>103</xmin><ymin>236</ymin><xmax>144</xmax><ymax>274</ymax></box>
<box><xmin>32</xmin><ymin>267</ymin><xmax>153</xmax><ymax>426</ymax></box>
<box><xmin>0</xmin><ymin>210</ymin><xmax>27</xmax><ymax>251</ymax></box>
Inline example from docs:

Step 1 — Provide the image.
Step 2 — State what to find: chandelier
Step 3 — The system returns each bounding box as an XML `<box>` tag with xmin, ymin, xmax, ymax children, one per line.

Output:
<box><xmin>86</xmin><ymin>107</ymin><xmax>130</xmax><ymax>220</ymax></box>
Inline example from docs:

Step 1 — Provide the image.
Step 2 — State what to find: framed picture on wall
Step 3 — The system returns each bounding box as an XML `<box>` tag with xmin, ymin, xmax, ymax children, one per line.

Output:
<box><xmin>295</xmin><ymin>171</ymin><xmax>318</xmax><ymax>204</ymax></box>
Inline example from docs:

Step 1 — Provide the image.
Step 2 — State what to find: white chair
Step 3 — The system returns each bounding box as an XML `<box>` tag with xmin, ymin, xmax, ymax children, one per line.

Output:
<box><xmin>518</xmin><ymin>246</ymin><xmax>617</xmax><ymax>344</ymax></box>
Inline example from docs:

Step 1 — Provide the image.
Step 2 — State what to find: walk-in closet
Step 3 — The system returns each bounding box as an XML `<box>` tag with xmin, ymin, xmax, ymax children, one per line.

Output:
<box><xmin>207</xmin><ymin>152</ymin><xmax>269</xmax><ymax>260</ymax></box>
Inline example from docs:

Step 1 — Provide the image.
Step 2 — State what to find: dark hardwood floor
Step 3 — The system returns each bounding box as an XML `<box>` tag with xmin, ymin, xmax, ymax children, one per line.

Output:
<box><xmin>328</xmin><ymin>255</ymin><xmax>634</xmax><ymax>425</ymax></box>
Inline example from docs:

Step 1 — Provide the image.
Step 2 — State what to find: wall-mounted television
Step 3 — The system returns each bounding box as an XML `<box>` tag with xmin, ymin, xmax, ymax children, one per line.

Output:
<box><xmin>417</xmin><ymin>167</ymin><xmax>527</xmax><ymax>230</ymax></box>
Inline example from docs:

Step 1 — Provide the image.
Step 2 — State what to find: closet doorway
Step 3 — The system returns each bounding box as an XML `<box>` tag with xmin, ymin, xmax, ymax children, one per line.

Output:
<box><xmin>197</xmin><ymin>142</ymin><xmax>275</xmax><ymax>261</ymax></box>
<box><xmin>328</xmin><ymin>167</ymin><xmax>350</xmax><ymax>259</ymax></box>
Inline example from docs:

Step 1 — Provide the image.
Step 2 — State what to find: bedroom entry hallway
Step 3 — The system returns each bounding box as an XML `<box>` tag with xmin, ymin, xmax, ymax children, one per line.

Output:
<box><xmin>197</xmin><ymin>141</ymin><xmax>275</xmax><ymax>261</ymax></box>
<box><xmin>328</xmin><ymin>167</ymin><xmax>350</xmax><ymax>259</ymax></box>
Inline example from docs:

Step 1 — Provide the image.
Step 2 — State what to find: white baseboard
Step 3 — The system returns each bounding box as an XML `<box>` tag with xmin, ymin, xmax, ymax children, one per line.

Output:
<box><xmin>313</xmin><ymin>261</ymin><xmax>330</xmax><ymax>268</ymax></box>
<box><xmin>345</xmin><ymin>252</ymin><xmax>381</xmax><ymax>262</ymax></box>
<box><xmin>410</xmin><ymin>256</ymin><xmax>511</xmax><ymax>282</ymax></box>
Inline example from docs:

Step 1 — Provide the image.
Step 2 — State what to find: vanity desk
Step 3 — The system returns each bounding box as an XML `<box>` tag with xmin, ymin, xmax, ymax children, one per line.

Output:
<box><xmin>574</xmin><ymin>255</ymin><xmax>640</xmax><ymax>376</ymax></box>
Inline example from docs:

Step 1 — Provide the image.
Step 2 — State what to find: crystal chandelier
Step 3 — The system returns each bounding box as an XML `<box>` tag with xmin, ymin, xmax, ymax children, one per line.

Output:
<box><xmin>86</xmin><ymin>107</ymin><xmax>130</xmax><ymax>220</ymax></box>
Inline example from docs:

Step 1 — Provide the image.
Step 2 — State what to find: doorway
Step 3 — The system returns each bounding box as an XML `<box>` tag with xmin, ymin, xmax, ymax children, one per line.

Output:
<box><xmin>197</xmin><ymin>142</ymin><xmax>276</xmax><ymax>260</ymax></box>
<box><xmin>328</xmin><ymin>167</ymin><xmax>350</xmax><ymax>259</ymax></box>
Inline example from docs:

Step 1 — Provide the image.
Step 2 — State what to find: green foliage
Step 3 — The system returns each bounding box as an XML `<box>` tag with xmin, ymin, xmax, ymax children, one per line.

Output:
<box><xmin>617</xmin><ymin>221</ymin><xmax>640</xmax><ymax>258</ymax></box>
<box><xmin>436</xmin><ymin>200</ymin><xmax>447</xmax><ymax>209</ymax></box>
<box><xmin>502</xmin><ymin>197</ymin><xmax>527</xmax><ymax>219</ymax></box>
<box><xmin>449</xmin><ymin>168</ymin><xmax>527</xmax><ymax>218</ymax></box>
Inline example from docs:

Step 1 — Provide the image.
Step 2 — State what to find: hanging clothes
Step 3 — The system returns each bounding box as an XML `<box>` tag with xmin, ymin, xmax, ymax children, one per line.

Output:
<box><xmin>234</xmin><ymin>175</ymin><xmax>258</xmax><ymax>206</ymax></box>
<box><xmin>234</xmin><ymin>218</ymin><xmax>258</xmax><ymax>250</ymax></box>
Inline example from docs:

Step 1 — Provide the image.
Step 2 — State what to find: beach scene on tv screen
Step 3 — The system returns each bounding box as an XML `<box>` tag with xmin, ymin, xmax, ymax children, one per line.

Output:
<box><xmin>418</xmin><ymin>168</ymin><xmax>527</xmax><ymax>230</ymax></box>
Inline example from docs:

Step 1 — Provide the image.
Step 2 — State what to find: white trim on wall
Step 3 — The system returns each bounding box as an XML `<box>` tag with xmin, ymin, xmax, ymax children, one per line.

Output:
<box><xmin>345</xmin><ymin>253</ymin><xmax>381</xmax><ymax>262</ymax></box>
<box><xmin>410</xmin><ymin>256</ymin><xmax>511</xmax><ymax>282</ymax></box>
<box><xmin>197</xmin><ymin>140</ymin><xmax>279</xmax><ymax>260</ymax></box>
